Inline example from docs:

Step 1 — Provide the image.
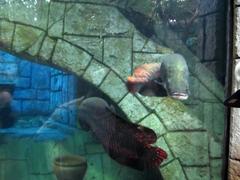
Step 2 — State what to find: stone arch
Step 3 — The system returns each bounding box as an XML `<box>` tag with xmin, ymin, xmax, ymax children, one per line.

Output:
<box><xmin>0</xmin><ymin>20</ymin><xmax>203</xmax><ymax>129</ymax></box>
<box><xmin>0</xmin><ymin>1</ymin><xmax>225</xmax><ymax>179</ymax></box>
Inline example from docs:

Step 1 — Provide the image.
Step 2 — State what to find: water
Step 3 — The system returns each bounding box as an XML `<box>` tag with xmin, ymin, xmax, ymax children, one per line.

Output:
<box><xmin>0</xmin><ymin>0</ymin><xmax>227</xmax><ymax>179</ymax></box>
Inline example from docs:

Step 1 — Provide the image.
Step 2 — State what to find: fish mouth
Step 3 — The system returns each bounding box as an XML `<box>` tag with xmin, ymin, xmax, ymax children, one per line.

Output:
<box><xmin>171</xmin><ymin>93</ymin><xmax>189</xmax><ymax>100</ymax></box>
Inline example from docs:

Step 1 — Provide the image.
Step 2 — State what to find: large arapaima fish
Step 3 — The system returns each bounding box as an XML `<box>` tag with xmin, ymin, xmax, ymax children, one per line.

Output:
<box><xmin>78</xmin><ymin>97</ymin><xmax>167</xmax><ymax>179</ymax></box>
<box><xmin>126</xmin><ymin>54</ymin><xmax>190</xmax><ymax>100</ymax></box>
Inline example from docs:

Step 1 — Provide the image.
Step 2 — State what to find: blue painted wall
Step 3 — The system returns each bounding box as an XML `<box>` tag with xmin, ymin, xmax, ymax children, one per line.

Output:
<box><xmin>0</xmin><ymin>51</ymin><xmax>78</xmax><ymax>126</ymax></box>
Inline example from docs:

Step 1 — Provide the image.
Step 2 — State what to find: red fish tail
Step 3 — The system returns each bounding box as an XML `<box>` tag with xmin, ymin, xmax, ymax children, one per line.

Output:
<box><xmin>143</xmin><ymin>145</ymin><xmax>168</xmax><ymax>169</ymax></box>
<box><xmin>126</xmin><ymin>77</ymin><xmax>138</xmax><ymax>93</ymax></box>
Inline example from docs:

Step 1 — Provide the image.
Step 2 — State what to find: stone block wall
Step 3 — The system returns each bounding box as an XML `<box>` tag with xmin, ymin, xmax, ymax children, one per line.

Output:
<box><xmin>0</xmin><ymin>1</ymin><xmax>227</xmax><ymax>179</ymax></box>
<box><xmin>165</xmin><ymin>0</ymin><xmax>227</xmax><ymax>83</ymax></box>
<box><xmin>0</xmin><ymin>50</ymin><xmax>77</xmax><ymax>125</ymax></box>
<box><xmin>0</xmin><ymin>130</ymin><xmax>148</xmax><ymax>180</ymax></box>
<box><xmin>228</xmin><ymin>1</ymin><xmax>240</xmax><ymax>179</ymax></box>
<box><xmin>197</xmin><ymin>0</ymin><xmax>226</xmax><ymax>83</ymax></box>
<box><xmin>0</xmin><ymin>51</ymin><xmax>18</xmax><ymax>84</ymax></box>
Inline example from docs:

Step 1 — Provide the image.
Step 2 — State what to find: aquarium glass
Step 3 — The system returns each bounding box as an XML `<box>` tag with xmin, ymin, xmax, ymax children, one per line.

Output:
<box><xmin>0</xmin><ymin>0</ymin><xmax>228</xmax><ymax>179</ymax></box>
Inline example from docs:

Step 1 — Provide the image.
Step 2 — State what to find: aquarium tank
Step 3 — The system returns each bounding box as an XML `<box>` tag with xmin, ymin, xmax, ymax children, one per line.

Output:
<box><xmin>0</xmin><ymin>0</ymin><xmax>228</xmax><ymax>179</ymax></box>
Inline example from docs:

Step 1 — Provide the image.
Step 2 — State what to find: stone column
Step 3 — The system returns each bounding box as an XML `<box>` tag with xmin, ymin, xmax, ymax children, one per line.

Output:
<box><xmin>229</xmin><ymin>1</ymin><xmax>240</xmax><ymax>179</ymax></box>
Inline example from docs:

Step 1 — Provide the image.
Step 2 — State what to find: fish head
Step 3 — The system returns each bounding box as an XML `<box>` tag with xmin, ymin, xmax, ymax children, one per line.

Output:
<box><xmin>166</xmin><ymin>72</ymin><xmax>190</xmax><ymax>100</ymax></box>
<box><xmin>78</xmin><ymin>97</ymin><xmax>113</xmax><ymax>128</ymax></box>
<box><xmin>164</xmin><ymin>54</ymin><xmax>190</xmax><ymax>100</ymax></box>
<box><xmin>78</xmin><ymin>97</ymin><xmax>110</xmax><ymax>115</ymax></box>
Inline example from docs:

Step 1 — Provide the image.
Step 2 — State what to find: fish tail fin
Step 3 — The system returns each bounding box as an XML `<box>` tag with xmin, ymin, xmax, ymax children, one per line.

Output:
<box><xmin>151</xmin><ymin>146</ymin><xmax>168</xmax><ymax>166</ymax></box>
<box><xmin>143</xmin><ymin>145</ymin><xmax>167</xmax><ymax>169</ymax></box>
<box><xmin>126</xmin><ymin>77</ymin><xmax>140</xmax><ymax>93</ymax></box>
<box><xmin>141</xmin><ymin>147</ymin><xmax>167</xmax><ymax>179</ymax></box>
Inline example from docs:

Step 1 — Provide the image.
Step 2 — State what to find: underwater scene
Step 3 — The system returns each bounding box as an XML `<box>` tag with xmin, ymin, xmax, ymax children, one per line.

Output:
<box><xmin>0</xmin><ymin>0</ymin><xmax>228</xmax><ymax>180</ymax></box>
